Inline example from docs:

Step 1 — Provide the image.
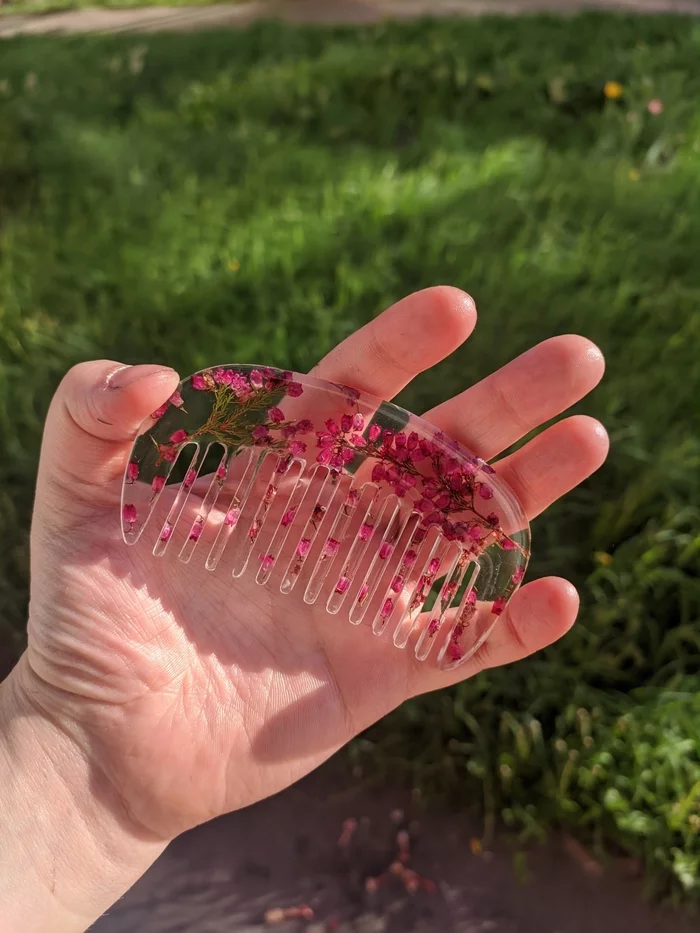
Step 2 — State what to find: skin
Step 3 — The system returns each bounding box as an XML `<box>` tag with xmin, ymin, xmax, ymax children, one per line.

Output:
<box><xmin>0</xmin><ymin>287</ymin><xmax>608</xmax><ymax>933</ymax></box>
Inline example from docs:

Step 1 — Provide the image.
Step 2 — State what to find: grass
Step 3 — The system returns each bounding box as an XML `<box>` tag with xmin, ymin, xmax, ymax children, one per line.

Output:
<box><xmin>1</xmin><ymin>12</ymin><xmax>700</xmax><ymax>900</ymax></box>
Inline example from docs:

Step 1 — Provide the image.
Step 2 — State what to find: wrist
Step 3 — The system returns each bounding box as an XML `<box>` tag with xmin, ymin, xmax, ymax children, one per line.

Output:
<box><xmin>0</xmin><ymin>658</ymin><xmax>168</xmax><ymax>933</ymax></box>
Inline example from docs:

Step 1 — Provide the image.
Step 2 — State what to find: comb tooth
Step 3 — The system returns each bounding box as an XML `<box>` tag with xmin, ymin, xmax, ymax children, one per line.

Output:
<box><xmin>303</xmin><ymin>475</ymin><xmax>358</xmax><ymax>605</ymax></box>
<box><xmin>255</xmin><ymin>460</ymin><xmax>312</xmax><ymax>586</ymax></box>
<box><xmin>228</xmin><ymin>452</ymin><xmax>294</xmax><ymax>579</ymax></box>
<box><xmin>415</xmin><ymin>551</ymin><xmax>472</xmax><ymax>661</ymax></box>
<box><xmin>392</xmin><ymin>530</ymin><xmax>445</xmax><ymax>648</ymax></box>
<box><xmin>122</xmin><ymin>443</ymin><xmax>182</xmax><ymax>544</ymax></box>
<box><xmin>392</xmin><ymin>538</ymin><xmax>453</xmax><ymax>653</ymax></box>
<box><xmin>325</xmin><ymin>485</ymin><xmax>384</xmax><ymax>615</ymax></box>
<box><xmin>348</xmin><ymin>501</ymin><xmax>408</xmax><ymax>626</ymax></box>
<box><xmin>280</xmin><ymin>466</ymin><xmax>341</xmax><ymax>595</ymax></box>
<box><xmin>178</xmin><ymin>447</ymin><xmax>229</xmax><ymax>563</ymax></box>
<box><xmin>369</xmin><ymin>512</ymin><xmax>422</xmax><ymax>636</ymax></box>
<box><xmin>153</xmin><ymin>443</ymin><xmax>202</xmax><ymax>557</ymax></box>
<box><xmin>436</xmin><ymin>562</ymin><xmax>482</xmax><ymax>668</ymax></box>
<box><xmin>205</xmin><ymin>447</ymin><xmax>258</xmax><ymax>572</ymax></box>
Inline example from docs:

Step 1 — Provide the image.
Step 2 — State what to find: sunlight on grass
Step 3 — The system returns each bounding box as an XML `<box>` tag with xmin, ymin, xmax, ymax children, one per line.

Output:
<box><xmin>2</xmin><ymin>15</ymin><xmax>700</xmax><ymax>899</ymax></box>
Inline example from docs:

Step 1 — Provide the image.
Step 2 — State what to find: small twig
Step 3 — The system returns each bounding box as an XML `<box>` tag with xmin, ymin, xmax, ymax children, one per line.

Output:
<box><xmin>264</xmin><ymin>905</ymin><xmax>314</xmax><ymax>925</ymax></box>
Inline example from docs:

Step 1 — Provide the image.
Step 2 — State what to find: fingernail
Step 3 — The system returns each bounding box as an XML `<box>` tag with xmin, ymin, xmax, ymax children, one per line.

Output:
<box><xmin>107</xmin><ymin>364</ymin><xmax>177</xmax><ymax>390</ymax></box>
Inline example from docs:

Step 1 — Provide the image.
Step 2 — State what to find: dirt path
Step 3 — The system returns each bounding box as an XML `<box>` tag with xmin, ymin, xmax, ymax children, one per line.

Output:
<box><xmin>92</xmin><ymin>766</ymin><xmax>696</xmax><ymax>933</ymax></box>
<box><xmin>2</xmin><ymin>0</ymin><xmax>700</xmax><ymax>38</ymax></box>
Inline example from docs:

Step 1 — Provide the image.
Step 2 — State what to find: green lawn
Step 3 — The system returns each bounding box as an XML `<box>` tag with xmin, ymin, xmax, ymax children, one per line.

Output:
<box><xmin>1</xmin><ymin>14</ymin><xmax>700</xmax><ymax>899</ymax></box>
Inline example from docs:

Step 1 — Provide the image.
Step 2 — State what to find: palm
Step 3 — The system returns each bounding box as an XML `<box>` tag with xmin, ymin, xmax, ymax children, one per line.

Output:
<box><xmin>22</xmin><ymin>288</ymin><xmax>608</xmax><ymax>842</ymax></box>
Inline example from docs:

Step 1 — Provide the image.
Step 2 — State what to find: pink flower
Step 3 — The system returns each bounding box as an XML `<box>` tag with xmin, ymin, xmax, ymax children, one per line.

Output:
<box><xmin>325</xmin><ymin>538</ymin><xmax>340</xmax><ymax>556</ymax></box>
<box><xmin>395</xmin><ymin>432</ymin><xmax>407</xmax><ymax>448</ymax></box>
<box><xmin>477</xmin><ymin>483</ymin><xmax>493</xmax><ymax>500</ymax></box>
<box><xmin>341</xmin><ymin>448</ymin><xmax>355</xmax><ymax>464</ymax></box>
<box><xmin>357</xmin><ymin>583</ymin><xmax>369</xmax><ymax>603</ymax></box>
<box><xmin>390</xmin><ymin>575</ymin><xmax>403</xmax><ymax>593</ymax></box>
<box><xmin>286</xmin><ymin>381</ymin><xmax>303</xmax><ymax>398</ymax></box>
<box><xmin>492</xmin><ymin>596</ymin><xmax>506</xmax><ymax>616</ymax></box>
<box><xmin>295</xmin><ymin>419</ymin><xmax>313</xmax><ymax>434</ymax></box>
<box><xmin>350</xmin><ymin>434</ymin><xmax>366</xmax><ymax>448</ymax></box>
<box><xmin>281</xmin><ymin>508</ymin><xmax>297</xmax><ymax>527</ymax></box>
<box><xmin>126</xmin><ymin>460</ymin><xmax>139</xmax><ymax>482</ymax></box>
<box><xmin>486</xmin><ymin>512</ymin><xmax>499</xmax><ymax>527</ymax></box>
<box><xmin>335</xmin><ymin>576</ymin><xmax>350</xmax><ymax>594</ymax></box>
<box><xmin>466</xmin><ymin>589</ymin><xmax>477</xmax><ymax>606</ymax></box>
<box><xmin>468</xmin><ymin>525</ymin><xmax>482</xmax><ymax>542</ymax></box>
<box><xmin>512</xmin><ymin>567</ymin><xmax>525</xmax><ymax>585</ymax></box>
<box><xmin>169</xmin><ymin>390</ymin><xmax>184</xmax><ymax>408</ymax></box>
<box><xmin>297</xmin><ymin>538</ymin><xmax>311</xmax><ymax>558</ymax></box>
<box><xmin>359</xmin><ymin>523</ymin><xmax>374</xmax><ymax>541</ymax></box>
<box><xmin>434</xmin><ymin>494</ymin><xmax>452</xmax><ymax>510</ymax></box>
<box><xmin>191</xmin><ymin>373</ymin><xmax>208</xmax><ymax>390</ymax></box>
<box><xmin>409</xmin><ymin>447</ymin><xmax>426</xmax><ymax>463</ymax></box>
<box><xmin>122</xmin><ymin>503</ymin><xmax>137</xmax><ymax>526</ymax></box>
<box><xmin>380</xmin><ymin>598</ymin><xmax>394</xmax><ymax>619</ymax></box>
<box><xmin>289</xmin><ymin>440</ymin><xmax>307</xmax><ymax>456</ymax></box>
<box><xmin>151</xmin><ymin>402</ymin><xmax>168</xmax><ymax>421</ymax></box>
<box><xmin>169</xmin><ymin>429</ymin><xmax>188</xmax><ymax>444</ymax></box>
<box><xmin>325</xmin><ymin>419</ymin><xmax>340</xmax><ymax>436</ymax></box>
<box><xmin>379</xmin><ymin>541</ymin><xmax>393</xmax><ymax>560</ymax></box>
<box><xmin>427</xmin><ymin>558</ymin><xmax>441</xmax><ymax>575</ymax></box>
<box><xmin>159</xmin><ymin>524</ymin><xmax>173</xmax><ymax>542</ymax></box>
<box><xmin>162</xmin><ymin>446</ymin><xmax>177</xmax><ymax>462</ymax></box>
<box><xmin>259</xmin><ymin>553</ymin><xmax>275</xmax><ymax>573</ymax></box>
<box><xmin>224</xmin><ymin>508</ymin><xmax>240</xmax><ymax>527</ymax></box>
<box><xmin>268</xmin><ymin>407</ymin><xmax>285</xmax><ymax>424</ymax></box>
<box><xmin>647</xmin><ymin>98</ymin><xmax>663</xmax><ymax>115</ymax></box>
<box><xmin>183</xmin><ymin>468</ymin><xmax>197</xmax><ymax>488</ymax></box>
<box><xmin>331</xmin><ymin>453</ymin><xmax>345</xmax><ymax>469</ymax></box>
<box><xmin>252</xmin><ymin>425</ymin><xmax>270</xmax><ymax>443</ymax></box>
<box><xmin>353</xmin><ymin>413</ymin><xmax>365</xmax><ymax>431</ymax></box>
<box><xmin>316</xmin><ymin>447</ymin><xmax>332</xmax><ymax>465</ymax></box>
<box><xmin>249</xmin><ymin>370</ymin><xmax>263</xmax><ymax>388</ymax></box>
<box><xmin>316</xmin><ymin>432</ymin><xmax>335</xmax><ymax>448</ymax></box>
<box><xmin>427</xmin><ymin>618</ymin><xmax>440</xmax><ymax>636</ymax></box>
<box><xmin>404</xmin><ymin>550</ymin><xmax>417</xmax><ymax>567</ymax></box>
<box><xmin>447</xmin><ymin>641</ymin><xmax>463</xmax><ymax>663</ymax></box>
<box><xmin>152</xmin><ymin>475</ymin><xmax>166</xmax><ymax>493</ymax></box>
<box><xmin>189</xmin><ymin>522</ymin><xmax>203</xmax><ymax>542</ymax></box>
<box><xmin>368</xmin><ymin>424</ymin><xmax>382</xmax><ymax>442</ymax></box>
<box><xmin>501</xmin><ymin>538</ymin><xmax>516</xmax><ymax>551</ymax></box>
<box><xmin>216</xmin><ymin>464</ymin><xmax>227</xmax><ymax>480</ymax></box>
<box><xmin>371</xmin><ymin>464</ymin><xmax>386</xmax><ymax>483</ymax></box>
<box><xmin>340</xmin><ymin>414</ymin><xmax>353</xmax><ymax>433</ymax></box>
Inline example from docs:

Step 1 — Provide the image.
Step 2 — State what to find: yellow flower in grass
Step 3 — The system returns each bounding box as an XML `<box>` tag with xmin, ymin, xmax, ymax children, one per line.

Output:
<box><xmin>628</xmin><ymin>169</ymin><xmax>640</xmax><ymax>182</ymax></box>
<box><xmin>604</xmin><ymin>81</ymin><xmax>624</xmax><ymax>100</ymax></box>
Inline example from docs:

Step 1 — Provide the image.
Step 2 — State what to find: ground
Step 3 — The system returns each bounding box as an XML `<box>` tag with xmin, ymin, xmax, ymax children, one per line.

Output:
<box><xmin>93</xmin><ymin>765</ymin><xmax>698</xmax><ymax>933</ymax></box>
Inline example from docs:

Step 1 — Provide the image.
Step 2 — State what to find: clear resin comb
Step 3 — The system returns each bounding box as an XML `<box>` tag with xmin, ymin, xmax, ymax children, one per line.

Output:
<box><xmin>121</xmin><ymin>366</ymin><xmax>530</xmax><ymax>671</ymax></box>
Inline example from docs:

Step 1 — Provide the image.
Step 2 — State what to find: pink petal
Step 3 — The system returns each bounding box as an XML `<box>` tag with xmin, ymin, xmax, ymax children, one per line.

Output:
<box><xmin>286</xmin><ymin>382</ymin><xmax>303</xmax><ymax>398</ymax></box>
<box><xmin>169</xmin><ymin>429</ymin><xmax>188</xmax><ymax>444</ymax></box>
<box><xmin>152</xmin><ymin>475</ymin><xmax>166</xmax><ymax>493</ymax></box>
<box><xmin>492</xmin><ymin>596</ymin><xmax>507</xmax><ymax>616</ymax></box>
<box><xmin>126</xmin><ymin>460</ymin><xmax>139</xmax><ymax>482</ymax></box>
<box><xmin>268</xmin><ymin>407</ymin><xmax>285</xmax><ymax>424</ymax></box>
<box><xmin>169</xmin><ymin>390</ymin><xmax>184</xmax><ymax>408</ymax></box>
<box><xmin>335</xmin><ymin>576</ymin><xmax>350</xmax><ymax>594</ymax></box>
<box><xmin>122</xmin><ymin>503</ymin><xmax>137</xmax><ymax>525</ymax></box>
<box><xmin>191</xmin><ymin>374</ymin><xmax>208</xmax><ymax>390</ymax></box>
<box><xmin>297</xmin><ymin>538</ymin><xmax>311</xmax><ymax>558</ymax></box>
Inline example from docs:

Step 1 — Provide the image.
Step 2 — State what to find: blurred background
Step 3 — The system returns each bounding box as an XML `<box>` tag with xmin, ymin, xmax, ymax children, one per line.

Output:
<box><xmin>1</xmin><ymin>1</ymin><xmax>700</xmax><ymax>929</ymax></box>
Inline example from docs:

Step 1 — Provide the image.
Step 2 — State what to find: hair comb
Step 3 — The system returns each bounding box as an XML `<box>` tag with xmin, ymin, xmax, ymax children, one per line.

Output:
<box><xmin>121</xmin><ymin>366</ymin><xmax>530</xmax><ymax>671</ymax></box>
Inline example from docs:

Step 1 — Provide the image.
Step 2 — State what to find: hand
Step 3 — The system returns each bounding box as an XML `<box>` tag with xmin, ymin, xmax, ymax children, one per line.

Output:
<box><xmin>3</xmin><ymin>287</ymin><xmax>607</xmax><ymax>928</ymax></box>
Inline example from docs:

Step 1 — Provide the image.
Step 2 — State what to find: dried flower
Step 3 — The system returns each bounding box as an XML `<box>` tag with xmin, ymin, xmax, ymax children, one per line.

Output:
<box><xmin>335</xmin><ymin>576</ymin><xmax>350</xmax><ymax>594</ymax></box>
<box><xmin>492</xmin><ymin>596</ymin><xmax>507</xmax><ymax>616</ymax></box>
<box><xmin>169</xmin><ymin>390</ymin><xmax>184</xmax><ymax>408</ymax></box>
<box><xmin>152</xmin><ymin>475</ymin><xmax>166</xmax><ymax>493</ymax></box>
<box><xmin>151</xmin><ymin>402</ymin><xmax>168</xmax><ymax>421</ymax></box>
<box><xmin>191</xmin><ymin>373</ymin><xmax>208</xmax><ymax>390</ymax></box>
<box><xmin>169</xmin><ymin>429</ymin><xmax>188</xmax><ymax>444</ymax></box>
<box><xmin>224</xmin><ymin>508</ymin><xmax>240</xmax><ymax>527</ymax></box>
<box><xmin>122</xmin><ymin>503</ymin><xmax>137</xmax><ymax>526</ymax></box>
<box><xmin>126</xmin><ymin>460</ymin><xmax>139</xmax><ymax>483</ymax></box>
<box><xmin>259</xmin><ymin>554</ymin><xmax>275</xmax><ymax>573</ymax></box>
<box><xmin>297</xmin><ymin>538</ymin><xmax>311</xmax><ymax>558</ymax></box>
<box><xmin>159</xmin><ymin>523</ymin><xmax>173</xmax><ymax>542</ymax></box>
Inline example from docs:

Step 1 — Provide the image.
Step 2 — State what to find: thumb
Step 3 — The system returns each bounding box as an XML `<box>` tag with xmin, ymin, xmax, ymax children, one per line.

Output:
<box><xmin>36</xmin><ymin>361</ymin><xmax>180</xmax><ymax>520</ymax></box>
